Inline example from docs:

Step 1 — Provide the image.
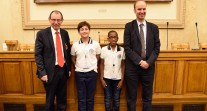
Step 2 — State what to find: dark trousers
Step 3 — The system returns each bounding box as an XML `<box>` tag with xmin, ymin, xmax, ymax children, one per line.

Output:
<box><xmin>44</xmin><ymin>66</ymin><xmax>67</xmax><ymax>111</ymax></box>
<box><xmin>125</xmin><ymin>71</ymin><xmax>154</xmax><ymax>111</ymax></box>
<box><xmin>104</xmin><ymin>78</ymin><xmax>121</xmax><ymax>111</ymax></box>
<box><xmin>75</xmin><ymin>70</ymin><xmax>98</xmax><ymax>111</ymax></box>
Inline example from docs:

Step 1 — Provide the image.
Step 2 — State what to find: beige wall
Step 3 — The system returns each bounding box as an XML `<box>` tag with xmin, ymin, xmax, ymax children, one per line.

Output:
<box><xmin>0</xmin><ymin>0</ymin><xmax>207</xmax><ymax>50</ymax></box>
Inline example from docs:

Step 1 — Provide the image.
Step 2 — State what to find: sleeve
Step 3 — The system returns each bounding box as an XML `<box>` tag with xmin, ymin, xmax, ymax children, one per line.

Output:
<box><xmin>124</xmin><ymin>23</ymin><xmax>142</xmax><ymax>66</ymax></box>
<box><xmin>34</xmin><ymin>31</ymin><xmax>46</xmax><ymax>78</ymax></box>
<box><xmin>122</xmin><ymin>48</ymin><xmax>126</xmax><ymax>60</ymax></box>
<box><xmin>146</xmin><ymin>24</ymin><xmax>160</xmax><ymax>66</ymax></box>
<box><xmin>100</xmin><ymin>47</ymin><xmax>105</xmax><ymax>59</ymax></box>
<box><xmin>71</xmin><ymin>44</ymin><xmax>76</xmax><ymax>56</ymax></box>
<box><xmin>96</xmin><ymin>43</ymin><xmax>102</xmax><ymax>55</ymax></box>
<box><xmin>65</xmin><ymin>31</ymin><xmax>72</xmax><ymax>71</ymax></box>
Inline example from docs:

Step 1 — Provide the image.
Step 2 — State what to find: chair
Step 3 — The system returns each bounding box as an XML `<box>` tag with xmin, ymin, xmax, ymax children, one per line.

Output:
<box><xmin>171</xmin><ymin>42</ymin><xmax>190</xmax><ymax>50</ymax></box>
<box><xmin>199</xmin><ymin>43</ymin><xmax>207</xmax><ymax>50</ymax></box>
<box><xmin>99</xmin><ymin>35</ymin><xmax>108</xmax><ymax>44</ymax></box>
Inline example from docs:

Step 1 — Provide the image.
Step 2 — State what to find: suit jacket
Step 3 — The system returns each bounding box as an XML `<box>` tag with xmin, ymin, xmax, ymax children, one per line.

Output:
<box><xmin>35</xmin><ymin>27</ymin><xmax>71</xmax><ymax>83</ymax></box>
<box><xmin>124</xmin><ymin>20</ymin><xmax>160</xmax><ymax>73</ymax></box>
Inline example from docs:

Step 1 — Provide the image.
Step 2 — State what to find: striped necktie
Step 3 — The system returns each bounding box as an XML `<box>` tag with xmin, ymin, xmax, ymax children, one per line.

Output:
<box><xmin>139</xmin><ymin>24</ymin><xmax>146</xmax><ymax>59</ymax></box>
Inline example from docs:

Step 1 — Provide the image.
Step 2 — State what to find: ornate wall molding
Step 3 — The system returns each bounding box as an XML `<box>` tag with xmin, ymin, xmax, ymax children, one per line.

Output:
<box><xmin>34</xmin><ymin>0</ymin><xmax>173</xmax><ymax>3</ymax></box>
<box><xmin>21</xmin><ymin>0</ymin><xmax>185</xmax><ymax>29</ymax></box>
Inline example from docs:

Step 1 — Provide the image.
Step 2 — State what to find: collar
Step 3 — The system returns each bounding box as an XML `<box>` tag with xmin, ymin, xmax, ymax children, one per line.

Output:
<box><xmin>79</xmin><ymin>37</ymin><xmax>93</xmax><ymax>44</ymax></box>
<box><xmin>136</xmin><ymin>20</ymin><xmax>146</xmax><ymax>27</ymax></box>
<box><xmin>51</xmin><ymin>27</ymin><xmax>60</xmax><ymax>34</ymax></box>
<box><xmin>107</xmin><ymin>43</ymin><xmax>121</xmax><ymax>51</ymax></box>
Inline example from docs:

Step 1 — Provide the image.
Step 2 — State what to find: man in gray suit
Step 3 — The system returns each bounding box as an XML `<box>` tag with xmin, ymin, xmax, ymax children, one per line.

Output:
<box><xmin>124</xmin><ymin>1</ymin><xmax>160</xmax><ymax>111</ymax></box>
<box><xmin>35</xmin><ymin>10</ymin><xmax>71</xmax><ymax>111</ymax></box>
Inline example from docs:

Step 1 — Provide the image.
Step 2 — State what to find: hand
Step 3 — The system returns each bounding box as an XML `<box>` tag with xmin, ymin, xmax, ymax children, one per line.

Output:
<box><xmin>69</xmin><ymin>71</ymin><xmax>71</xmax><ymax>77</ymax></box>
<box><xmin>100</xmin><ymin>78</ymin><xmax>107</xmax><ymax>88</ymax></box>
<box><xmin>65</xmin><ymin>43</ymin><xmax>68</xmax><ymax>50</ymax></box>
<box><xmin>117</xmin><ymin>80</ymin><xmax>123</xmax><ymax>89</ymax></box>
<box><xmin>40</xmin><ymin>75</ymin><xmax>48</xmax><ymax>83</ymax></box>
<box><xmin>140</xmin><ymin>60</ymin><xmax>149</xmax><ymax>69</ymax></box>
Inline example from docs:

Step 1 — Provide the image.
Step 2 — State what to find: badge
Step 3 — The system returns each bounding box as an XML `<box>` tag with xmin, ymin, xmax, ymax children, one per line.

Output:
<box><xmin>89</xmin><ymin>49</ymin><xmax>94</xmax><ymax>54</ymax></box>
<box><xmin>117</xmin><ymin>54</ymin><xmax>121</xmax><ymax>59</ymax></box>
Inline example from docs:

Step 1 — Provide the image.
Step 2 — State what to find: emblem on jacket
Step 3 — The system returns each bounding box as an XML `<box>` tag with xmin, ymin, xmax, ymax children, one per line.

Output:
<box><xmin>117</xmin><ymin>54</ymin><xmax>121</xmax><ymax>59</ymax></box>
<box><xmin>89</xmin><ymin>49</ymin><xmax>94</xmax><ymax>54</ymax></box>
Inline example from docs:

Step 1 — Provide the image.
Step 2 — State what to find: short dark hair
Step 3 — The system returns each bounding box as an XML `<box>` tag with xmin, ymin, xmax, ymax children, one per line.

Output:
<box><xmin>77</xmin><ymin>21</ymin><xmax>91</xmax><ymax>31</ymax></box>
<box><xmin>48</xmin><ymin>10</ymin><xmax>63</xmax><ymax>20</ymax></box>
<box><xmin>108</xmin><ymin>30</ymin><xmax>118</xmax><ymax>38</ymax></box>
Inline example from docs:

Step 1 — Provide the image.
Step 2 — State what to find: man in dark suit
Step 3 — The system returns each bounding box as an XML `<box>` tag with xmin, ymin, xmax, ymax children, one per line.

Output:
<box><xmin>35</xmin><ymin>10</ymin><xmax>71</xmax><ymax>111</ymax></box>
<box><xmin>124</xmin><ymin>1</ymin><xmax>160</xmax><ymax>111</ymax></box>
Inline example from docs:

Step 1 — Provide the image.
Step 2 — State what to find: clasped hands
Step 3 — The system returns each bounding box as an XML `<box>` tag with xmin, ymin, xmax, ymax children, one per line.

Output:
<box><xmin>139</xmin><ymin>60</ymin><xmax>149</xmax><ymax>69</ymax></box>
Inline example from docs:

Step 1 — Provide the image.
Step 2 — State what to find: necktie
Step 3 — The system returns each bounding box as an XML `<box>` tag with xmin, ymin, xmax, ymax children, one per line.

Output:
<box><xmin>55</xmin><ymin>32</ymin><xmax>64</xmax><ymax>67</ymax></box>
<box><xmin>139</xmin><ymin>24</ymin><xmax>146</xmax><ymax>59</ymax></box>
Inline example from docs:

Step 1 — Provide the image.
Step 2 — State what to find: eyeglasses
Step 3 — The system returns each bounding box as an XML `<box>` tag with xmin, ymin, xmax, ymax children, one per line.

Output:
<box><xmin>109</xmin><ymin>37</ymin><xmax>118</xmax><ymax>40</ymax></box>
<box><xmin>50</xmin><ymin>19</ymin><xmax>62</xmax><ymax>22</ymax></box>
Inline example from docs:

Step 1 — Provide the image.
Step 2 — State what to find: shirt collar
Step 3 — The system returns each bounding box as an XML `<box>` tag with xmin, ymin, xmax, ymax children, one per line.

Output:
<box><xmin>111</xmin><ymin>45</ymin><xmax>118</xmax><ymax>52</ymax></box>
<box><xmin>78</xmin><ymin>37</ymin><xmax>93</xmax><ymax>44</ymax></box>
<box><xmin>51</xmin><ymin>27</ymin><xmax>60</xmax><ymax>34</ymax></box>
<box><xmin>136</xmin><ymin>20</ymin><xmax>146</xmax><ymax>27</ymax></box>
<box><xmin>107</xmin><ymin>44</ymin><xmax>120</xmax><ymax>52</ymax></box>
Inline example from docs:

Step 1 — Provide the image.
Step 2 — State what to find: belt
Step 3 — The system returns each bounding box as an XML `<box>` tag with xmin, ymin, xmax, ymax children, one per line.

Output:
<box><xmin>83</xmin><ymin>70</ymin><xmax>94</xmax><ymax>73</ymax></box>
<box><xmin>76</xmin><ymin>70</ymin><xmax>94</xmax><ymax>73</ymax></box>
<box><xmin>87</xmin><ymin>70</ymin><xmax>94</xmax><ymax>73</ymax></box>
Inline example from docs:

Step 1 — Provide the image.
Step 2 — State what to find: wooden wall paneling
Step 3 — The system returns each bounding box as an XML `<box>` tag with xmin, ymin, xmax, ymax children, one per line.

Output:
<box><xmin>0</xmin><ymin>63</ymin><xmax>4</xmax><ymax>94</ymax></box>
<box><xmin>95</xmin><ymin>76</ymin><xmax>104</xmax><ymax>103</ymax></box>
<box><xmin>95</xmin><ymin>62</ymin><xmax>104</xmax><ymax>104</ymax></box>
<box><xmin>33</xmin><ymin>104</ymin><xmax>45</xmax><ymax>111</ymax></box>
<box><xmin>66</xmin><ymin>103</ymin><xmax>76</xmax><ymax>111</ymax></box>
<box><xmin>21</xmin><ymin>61</ymin><xmax>33</xmax><ymax>95</ymax></box>
<box><xmin>174</xmin><ymin>60</ymin><xmax>185</xmax><ymax>95</ymax></box>
<box><xmin>67</xmin><ymin>103</ymin><xmax>77</xmax><ymax>111</ymax></box>
<box><xmin>119</xmin><ymin>104</ymin><xmax>127</xmax><ymax>111</ymax></box>
<box><xmin>32</xmin><ymin>62</ymin><xmax>45</xmax><ymax>95</ymax></box>
<box><xmin>1</xmin><ymin>51</ymin><xmax>207</xmax><ymax>111</ymax></box>
<box><xmin>94</xmin><ymin>104</ymin><xmax>105</xmax><ymax>111</ymax></box>
<box><xmin>182</xmin><ymin>104</ymin><xmax>205</xmax><ymax>111</ymax></box>
<box><xmin>153</xmin><ymin>60</ymin><xmax>176</xmax><ymax>95</ymax></box>
<box><xmin>136</xmin><ymin>102</ymin><xmax>143</xmax><ymax>111</ymax></box>
<box><xmin>26</xmin><ymin>103</ymin><xmax>34</xmax><ymax>111</ymax></box>
<box><xmin>173</xmin><ymin>103</ymin><xmax>182</xmax><ymax>111</ymax></box>
<box><xmin>4</xmin><ymin>103</ymin><xmax>26</xmax><ymax>111</ymax></box>
<box><xmin>205</xmin><ymin>62</ymin><xmax>207</xmax><ymax>95</ymax></box>
<box><xmin>66</xmin><ymin>64</ymin><xmax>76</xmax><ymax>110</ymax></box>
<box><xmin>205</xmin><ymin>104</ymin><xmax>207</xmax><ymax>111</ymax></box>
<box><xmin>2</xmin><ymin>62</ymin><xmax>23</xmax><ymax>94</ymax></box>
<box><xmin>184</xmin><ymin>61</ymin><xmax>207</xmax><ymax>94</ymax></box>
<box><xmin>119</xmin><ymin>83</ymin><xmax>127</xmax><ymax>106</ymax></box>
<box><xmin>0</xmin><ymin>102</ymin><xmax>4</xmax><ymax>111</ymax></box>
<box><xmin>152</xmin><ymin>104</ymin><xmax>173</xmax><ymax>111</ymax></box>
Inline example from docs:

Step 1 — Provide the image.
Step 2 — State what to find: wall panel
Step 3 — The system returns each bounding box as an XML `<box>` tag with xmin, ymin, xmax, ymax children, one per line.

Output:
<box><xmin>2</xmin><ymin>62</ymin><xmax>23</xmax><ymax>94</ymax></box>
<box><xmin>1</xmin><ymin>50</ymin><xmax>207</xmax><ymax>111</ymax></box>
